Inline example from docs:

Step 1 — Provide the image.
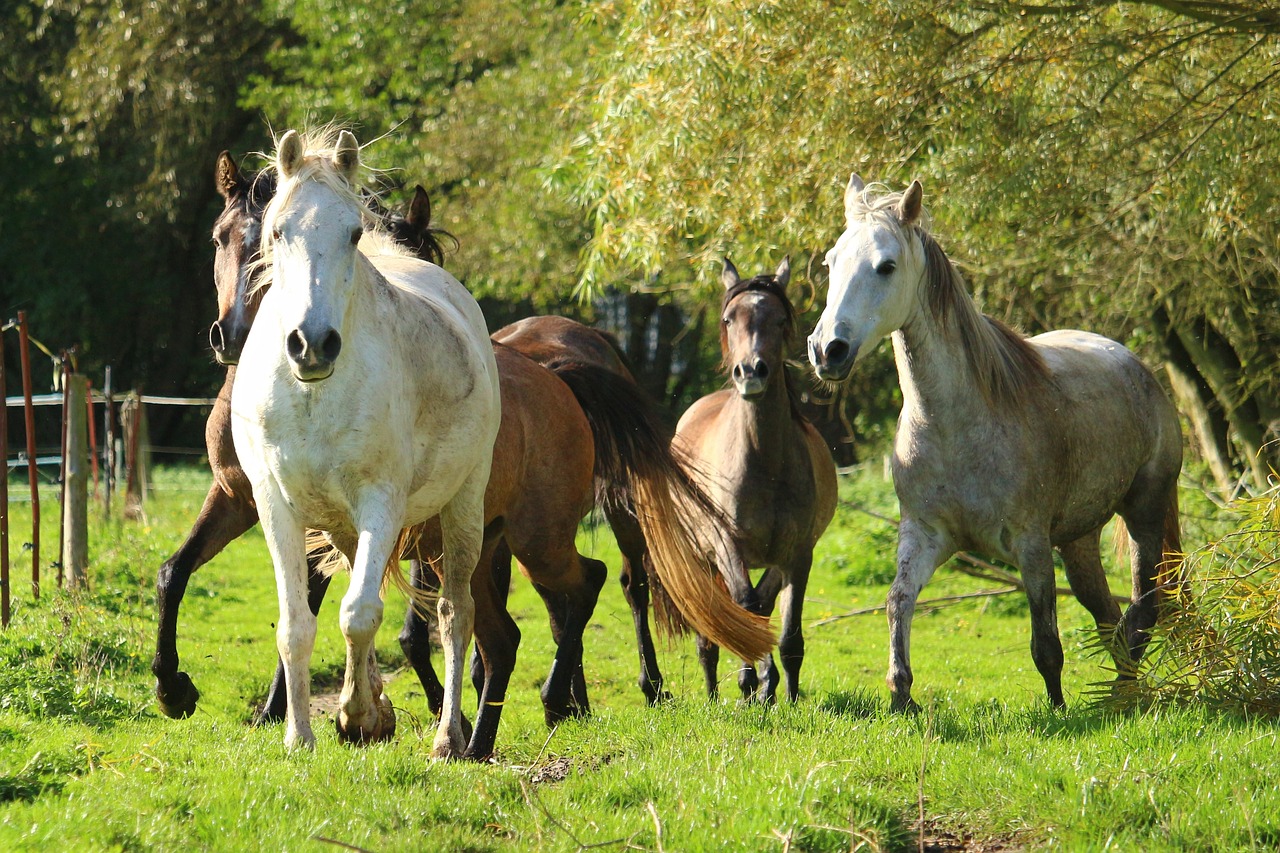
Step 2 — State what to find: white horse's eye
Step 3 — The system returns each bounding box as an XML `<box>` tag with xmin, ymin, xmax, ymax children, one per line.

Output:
<box><xmin>350</xmin><ymin>227</ymin><xmax>362</xmax><ymax>245</ymax></box>
<box><xmin>271</xmin><ymin>227</ymin><xmax>282</xmax><ymax>242</ymax></box>
<box><xmin>876</xmin><ymin>260</ymin><xmax>896</xmax><ymax>276</ymax></box>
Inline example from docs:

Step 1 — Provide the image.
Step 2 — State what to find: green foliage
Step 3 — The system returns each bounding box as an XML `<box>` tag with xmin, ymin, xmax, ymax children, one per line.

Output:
<box><xmin>1096</xmin><ymin>483</ymin><xmax>1280</xmax><ymax>716</ymax></box>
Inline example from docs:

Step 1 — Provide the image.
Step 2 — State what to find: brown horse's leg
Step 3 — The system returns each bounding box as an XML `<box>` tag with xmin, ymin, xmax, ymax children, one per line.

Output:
<box><xmin>605</xmin><ymin>503</ymin><xmax>669</xmax><ymax>704</ymax></box>
<box><xmin>153</xmin><ymin>482</ymin><xmax>259</xmax><ymax>719</ymax></box>
<box><xmin>257</xmin><ymin>556</ymin><xmax>333</xmax><ymax>724</ymax></box>
<box><xmin>533</xmin><ymin>555</ymin><xmax>606</xmax><ymax>725</ymax></box>
<box><xmin>1058</xmin><ymin>530</ymin><xmax>1127</xmax><ymax>675</ymax></box>
<box><xmin>398</xmin><ymin>558</ymin><xmax>446</xmax><ymax>718</ymax></box>
<box><xmin>1019</xmin><ymin>540</ymin><xmax>1066</xmax><ymax>709</ymax></box>
<box><xmin>475</xmin><ymin>540</ymin><xmax>513</xmax><ymax>700</ymax></box>
<box><xmin>740</xmin><ymin>568</ymin><xmax>783</xmax><ymax>702</ymax></box>
<box><xmin>465</xmin><ymin>539</ymin><xmax>520</xmax><ymax>761</ymax></box>
<box><xmin>775</xmin><ymin>555</ymin><xmax>812</xmax><ymax>704</ymax></box>
<box><xmin>696</xmin><ymin>634</ymin><xmax>720</xmax><ymax>699</ymax></box>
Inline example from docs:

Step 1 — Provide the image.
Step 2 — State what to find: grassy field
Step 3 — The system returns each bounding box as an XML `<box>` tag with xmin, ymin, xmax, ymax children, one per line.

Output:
<box><xmin>0</xmin><ymin>466</ymin><xmax>1276</xmax><ymax>851</ymax></box>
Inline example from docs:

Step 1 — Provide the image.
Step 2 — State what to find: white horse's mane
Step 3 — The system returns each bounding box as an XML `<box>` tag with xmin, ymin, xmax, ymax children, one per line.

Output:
<box><xmin>251</xmin><ymin>125</ymin><xmax>418</xmax><ymax>297</ymax></box>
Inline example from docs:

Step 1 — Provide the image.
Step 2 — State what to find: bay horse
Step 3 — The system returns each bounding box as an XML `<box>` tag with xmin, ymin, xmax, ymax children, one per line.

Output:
<box><xmin>231</xmin><ymin>128</ymin><xmax>502</xmax><ymax>756</ymax></box>
<box><xmin>808</xmin><ymin>176</ymin><xmax>1183</xmax><ymax>711</ymax></box>
<box><xmin>152</xmin><ymin>154</ymin><xmax>451</xmax><ymax>722</ymax></box>
<box><xmin>675</xmin><ymin>257</ymin><xmax>837</xmax><ymax>702</ymax></box>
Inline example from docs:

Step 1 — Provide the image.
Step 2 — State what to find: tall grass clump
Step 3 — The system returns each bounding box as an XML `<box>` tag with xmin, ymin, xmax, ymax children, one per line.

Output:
<box><xmin>1094</xmin><ymin>481</ymin><xmax>1280</xmax><ymax>716</ymax></box>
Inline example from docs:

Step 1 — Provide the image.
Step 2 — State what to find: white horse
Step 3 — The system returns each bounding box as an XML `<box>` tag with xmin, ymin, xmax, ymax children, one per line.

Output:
<box><xmin>231</xmin><ymin>128</ymin><xmax>500</xmax><ymax>756</ymax></box>
<box><xmin>808</xmin><ymin>176</ymin><xmax>1183</xmax><ymax>711</ymax></box>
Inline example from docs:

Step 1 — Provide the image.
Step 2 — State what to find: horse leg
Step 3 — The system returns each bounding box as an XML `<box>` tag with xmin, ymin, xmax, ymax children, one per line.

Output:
<box><xmin>257</xmin><ymin>553</ymin><xmax>333</xmax><ymax>725</ymax></box>
<box><xmin>777</xmin><ymin>552</ymin><xmax>813</xmax><ymax>704</ymax></box>
<box><xmin>334</xmin><ymin>492</ymin><xmax>402</xmax><ymax>745</ymax></box>
<box><xmin>255</xmin><ymin>483</ymin><xmax>315</xmax><ymax>750</ymax></box>
<box><xmin>153</xmin><ymin>481</ymin><xmax>259</xmax><ymax>719</ymax></box>
<box><xmin>1018</xmin><ymin>539</ymin><xmax>1066</xmax><ymax>709</ymax></box>
<box><xmin>741</xmin><ymin>568</ymin><xmax>783</xmax><ymax>703</ymax></box>
<box><xmin>887</xmin><ymin>520</ymin><xmax>949</xmax><ymax>712</ymax></box>
<box><xmin>431</xmin><ymin>474</ymin><xmax>486</xmax><ymax>760</ymax></box>
<box><xmin>399</xmin><ymin>558</ymin><xmax>446</xmax><ymax>718</ymax></box>
<box><xmin>536</xmin><ymin>555</ymin><xmax>607</xmax><ymax>725</ymax></box>
<box><xmin>464</xmin><ymin>538</ymin><xmax>520</xmax><ymax>761</ymax></box>
<box><xmin>475</xmin><ymin>539</ymin><xmax>513</xmax><ymax>701</ymax></box>
<box><xmin>1058</xmin><ymin>530</ymin><xmax>1127</xmax><ymax>675</ymax></box>
<box><xmin>696</xmin><ymin>634</ymin><xmax>720</xmax><ymax>699</ymax></box>
<box><xmin>1120</xmin><ymin>476</ymin><xmax>1179</xmax><ymax>667</ymax></box>
<box><xmin>605</xmin><ymin>503</ymin><xmax>669</xmax><ymax>704</ymax></box>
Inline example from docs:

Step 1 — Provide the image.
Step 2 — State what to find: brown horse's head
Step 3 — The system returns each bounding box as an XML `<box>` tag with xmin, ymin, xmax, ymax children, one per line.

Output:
<box><xmin>209</xmin><ymin>151</ymin><xmax>276</xmax><ymax>365</ymax></box>
<box><xmin>719</xmin><ymin>256</ymin><xmax>795</xmax><ymax>402</ymax></box>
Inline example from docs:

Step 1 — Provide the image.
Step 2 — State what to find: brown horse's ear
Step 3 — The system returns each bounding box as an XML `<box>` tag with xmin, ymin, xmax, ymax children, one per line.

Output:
<box><xmin>775</xmin><ymin>255</ymin><xmax>791</xmax><ymax>290</ymax></box>
<box><xmin>215</xmin><ymin>151</ymin><xmax>240</xmax><ymax>200</ymax></box>
<box><xmin>334</xmin><ymin>130</ymin><xmax>360</xmax><ymax>183</ymax></box>
<box><xmin>278</xmin><ymin>130</ymin><xmax>303</xmax><ymax>179</ymax></box>
<box><xmin>721</xmin><ymin>257</ymin><xmax>740</xmax><ymax>291</ymax></box>
<box><xmin>844</xmin><ymin>172</ymin><xmax>865</xmax><ymax>223</ymax></box>
<box><xmin>898</xmin><ymin>180</ymin><xmax>923</xmax><ymax>226</ymax></box>
<box><xmin>406</xmin><ymin>185</ymin><xmax>431</xmax><ymax>227</ymax></box>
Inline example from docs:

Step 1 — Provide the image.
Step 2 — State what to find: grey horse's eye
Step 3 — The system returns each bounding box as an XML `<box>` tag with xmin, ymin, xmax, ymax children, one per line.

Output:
<box><xmin>876</xmin><ymin>260</ymin><xmax>896</xmax><ymax>276</ymax></box>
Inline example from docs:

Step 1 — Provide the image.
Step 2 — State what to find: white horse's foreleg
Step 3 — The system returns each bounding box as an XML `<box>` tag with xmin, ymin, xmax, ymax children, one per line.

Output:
<box><xmin>886</xmin><ymin>519</ymin><xmax>948</xmax><ymax>712</ymax></box>
<box><xmin>337</xmin><ymin>493</ymin><xmax>400</xmax><ymax>743</ymax></box>
<box><xmin>431</xmin><ymin>470</ymin><xmax>486</xmax><ymax>760</ymax></box>
<box><xmin>257</xmin><ymin>483</ymin><xmax>315</xmax><ymax>749</ymax></box>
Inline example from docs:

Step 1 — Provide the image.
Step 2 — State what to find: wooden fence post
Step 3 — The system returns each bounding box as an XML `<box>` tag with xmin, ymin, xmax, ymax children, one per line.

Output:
<box><xmin>17</xmin><ymin>311</ymin><xmax>38</xmax><ymax>599</ymax></box>
<box><xmin>103</xmin><ymin>366</ymin><xmax>114</xmax><ymax>513</ymax></box>
<box><xmin>121</xmin><ymin>392</ymin><xmax>149</xmax><ymax>521</ymax></box>
<box><xmin>62</xmin><ymin>373</ymin><xmax>89</xmax><ymax>590</ymax></box>
<box><xmin>1</xmin><ymin>333</ymin><xmax>9</xmax><ymax>627</ymax></box>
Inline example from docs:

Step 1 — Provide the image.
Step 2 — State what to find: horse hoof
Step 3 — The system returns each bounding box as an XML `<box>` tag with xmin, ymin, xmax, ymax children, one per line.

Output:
<box><xmin>251</xmin><ymin>703</ymin><xmax>284</xmax><ymax>727</ymax></box>
<box><xmin>335</xmin><ymin>695</ymin><xmax>397</xmax><ymax>745</ymax></box>
<box><xmin>156</xmin><ymin>672</ymin><xmax>200</xmax><ymax>719</ymax></box>
<box><xmin>645</xmin><ymin>689</ymin><xmax>674</xmax><ymax>706</ymax></box>
<box><xmin>890</xmin><ymin>695</ymin><xmax>921</xmax><ymax>715</ymax></box>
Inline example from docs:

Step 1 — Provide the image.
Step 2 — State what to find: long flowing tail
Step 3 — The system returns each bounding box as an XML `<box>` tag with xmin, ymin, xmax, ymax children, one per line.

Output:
<box><xmin>547</xmin><ymin>360</ymin><xmax>776</xmax><ymax>662</ymax></box>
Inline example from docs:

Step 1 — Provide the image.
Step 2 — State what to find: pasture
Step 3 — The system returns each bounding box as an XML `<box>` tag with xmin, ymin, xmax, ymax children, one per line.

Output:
<box><xmin>0</xmin><ymin>466</ymin><xmax>1276</xmax><ymax>851</ymax></box>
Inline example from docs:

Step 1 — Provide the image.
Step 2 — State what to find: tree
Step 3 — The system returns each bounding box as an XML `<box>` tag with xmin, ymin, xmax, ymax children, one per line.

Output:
<box><xmin>561</xmin><ymin>0</ymin><xmax>1280</xmax><ymax>487</ymax></box>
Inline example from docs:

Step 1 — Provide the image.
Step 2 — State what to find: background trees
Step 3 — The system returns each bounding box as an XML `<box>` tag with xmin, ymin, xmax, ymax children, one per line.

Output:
<box><xmin>2</xmin><ymin>0</ymin><xmax>1275</xmax><ymax>487</ymax></box>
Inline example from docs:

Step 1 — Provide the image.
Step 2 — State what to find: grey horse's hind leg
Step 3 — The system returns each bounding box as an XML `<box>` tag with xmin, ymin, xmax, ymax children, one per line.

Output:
<box><xmin>1018</xmin><ymin>540</ymin><xmax>1066</xmax><ymax>708</ymax></box>
<box><xmin>1119</xmin><ymin>473</ymin><xmax>1179</xmax><ymax>666</ymax></box>
<box><xmin>1058</xmin><ymin>530</ymin><xmax>1127</xmax><ymax>674</ymax></box>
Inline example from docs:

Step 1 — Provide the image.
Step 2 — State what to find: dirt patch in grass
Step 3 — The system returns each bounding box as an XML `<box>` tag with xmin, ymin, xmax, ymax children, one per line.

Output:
<box><xmin>913</xmin><ymin>819</ymin><xmax>1028</xmax><ymax>852</ymax></box>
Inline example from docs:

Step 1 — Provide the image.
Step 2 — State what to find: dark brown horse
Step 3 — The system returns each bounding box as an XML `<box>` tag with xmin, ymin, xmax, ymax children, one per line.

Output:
<box><xmin>676</xmin><ymin>258</ymin><xmax>837</xmax><ymax>702</ymax></box>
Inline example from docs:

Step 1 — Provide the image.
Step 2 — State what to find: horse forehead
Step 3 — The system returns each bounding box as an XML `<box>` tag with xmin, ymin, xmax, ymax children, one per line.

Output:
<box><xmin>834</xmin><ymin>219</ymin><xmax>900</xmax><ymax>262</ymax></box>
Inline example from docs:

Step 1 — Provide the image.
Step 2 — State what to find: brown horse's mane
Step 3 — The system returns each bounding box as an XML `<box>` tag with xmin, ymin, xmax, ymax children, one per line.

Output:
<box><xmin>720</xmin><ymin>273</ymin><xmax>804</xmax><ymax>422</ymax></box>
<box><xmin>845</xmin><ymin>183</ymin><xmax>1049</xmax><ymax>411</ymax></box>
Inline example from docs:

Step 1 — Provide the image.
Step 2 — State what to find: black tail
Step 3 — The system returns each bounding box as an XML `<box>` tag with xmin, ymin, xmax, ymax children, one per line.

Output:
<box><xmin>546</xmin><ymin>360</ymin><xmax>775</xmax><ymax>662</ymax></box>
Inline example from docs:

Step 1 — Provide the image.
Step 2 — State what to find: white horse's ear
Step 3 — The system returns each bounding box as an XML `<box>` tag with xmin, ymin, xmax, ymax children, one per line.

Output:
<box><xmin>334</xmin><ymin>130</ymin><xmax>360</xmax><ymax>183</ymax></box>
<box><xmin>278</xmin><ymin>130</ymin><xmax>303</xmax><ymax>179</ymax></box>
<box><xmin>721</xmin><ymin>257</ymin><xmax>740</xmax><ymax>291</ymax></box>
<box><xmin>844</xmin><ymin>172</ymin><xmax>866</xmax><ymax>222</ymax></box>
<box><xmin>898</xmin><ymin>180</ymin><xmax>923</xmax><ymax>226</ymax></box>
<box><xmin>775</xmin><ymin>255</ymin><xmax>791</xmax><ymax>290</ymax></box>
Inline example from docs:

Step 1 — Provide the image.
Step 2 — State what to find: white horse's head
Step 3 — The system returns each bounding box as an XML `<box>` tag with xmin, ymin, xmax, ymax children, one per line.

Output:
<box><xmin>261</xmin><ymin>128</ymin><xmax>365</xmax><ymax>383</ymax></box>
<box><xmin>808</xmin><ymin>175</ymin><xmax>926</xmax><ymax>382</ymax></box>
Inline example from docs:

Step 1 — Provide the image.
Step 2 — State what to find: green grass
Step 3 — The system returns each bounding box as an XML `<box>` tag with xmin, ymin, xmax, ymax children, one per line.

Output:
<box><xmin>1</xmin><ymin>466</ymin><xmax>1277</xmax><ymax>851</ymax></box>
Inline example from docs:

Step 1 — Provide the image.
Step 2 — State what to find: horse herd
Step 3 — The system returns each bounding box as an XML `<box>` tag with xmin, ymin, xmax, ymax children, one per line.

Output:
<box><xmin>150</xmin><ymin>128</ymin><xmax>1184</xmax><ymax>760</ymax></box>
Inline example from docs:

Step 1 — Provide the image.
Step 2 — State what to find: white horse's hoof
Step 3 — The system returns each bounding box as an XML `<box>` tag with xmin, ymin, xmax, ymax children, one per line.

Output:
<box><xmin>336</xmin><ymin>694</ymin><xmax>396</xmax><ymax>745</ymax></box>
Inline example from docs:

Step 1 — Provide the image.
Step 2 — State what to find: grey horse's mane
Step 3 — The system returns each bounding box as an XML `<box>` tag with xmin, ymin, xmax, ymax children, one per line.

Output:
<box><xmin>847</xmin><ymin>184</ymin><xmax>1049</xmax><ymax>409</ymax></box>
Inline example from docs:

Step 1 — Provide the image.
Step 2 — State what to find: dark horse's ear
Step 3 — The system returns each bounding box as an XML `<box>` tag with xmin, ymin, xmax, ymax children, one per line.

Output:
<box><xmin>721</xmin><ymin>257</ymin><xmax>740</xmax><ymax>291</ymax></box>
<box><xmin>898</xmin><ymin>180</ymin><xmax>923</xmax><ymax>227</ymax></box>
<box><xmin>215</xmin><ymin>151</ymin><xmax>240</xmax><ymax>200</ymax></box>
<box><xmin>774</xmin><ymin>255</ymin><xmax>791</xmax><ymax>290</ymax></box>
<box><xmin>406</xmin><ymin>185</ymin><xmax>431</xmax><ymax>227</ymax></box>
<box><xmin>278</xmin><ymin>130</ymin><xmax>304</xmax><ymax>179</ymax></box>
<box><xmin>334</xmin><ymin>130</ymin><xmax>360</xmax><ymax>184</ymax></box>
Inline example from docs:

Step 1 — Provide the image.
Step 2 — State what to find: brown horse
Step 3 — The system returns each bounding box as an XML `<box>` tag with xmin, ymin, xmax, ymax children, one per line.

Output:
<box><xmin>675</xmin><ymin>257</ymin><xmax>837</xmax><ymax>702</ymax></box>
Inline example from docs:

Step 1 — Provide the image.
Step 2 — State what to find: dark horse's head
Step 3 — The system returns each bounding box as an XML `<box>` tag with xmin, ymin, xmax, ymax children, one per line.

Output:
<box><xmin>719</xmin><ymin>256</ymin><xmax>798</xmax><ymax>409</ymax></box>
<box><xmin>208</xmin><ymin>152</ymin><xmax>455</xmax><ymax>366</ymax></box>
<box><xmin>210</xmin><ymin>152</ymin><xmax>277</xmax><ymax>365</ymax></box>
